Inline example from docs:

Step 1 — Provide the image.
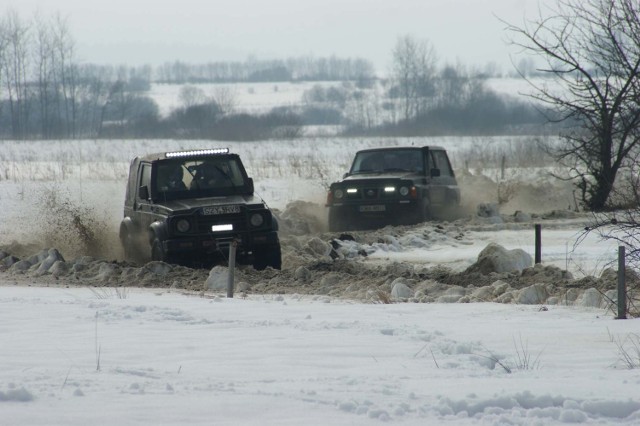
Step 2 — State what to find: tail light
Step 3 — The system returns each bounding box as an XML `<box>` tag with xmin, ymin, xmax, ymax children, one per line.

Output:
<box><xmin>410</xmin><ymin>186</ymin><xmax>418</xmax><ymax>199</ymax></box>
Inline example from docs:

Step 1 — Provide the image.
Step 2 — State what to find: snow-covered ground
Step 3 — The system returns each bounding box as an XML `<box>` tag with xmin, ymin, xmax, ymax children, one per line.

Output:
<box><xmin>148</xmin><ymin>77</ymin><xmax>551</xmax><ymax>118</ymax></box>
<box><xmin>0</xmin><ymin>137</ymin><xmax>638</xmax><ymax>424</ymax></box>
<box><xmin>149</xmin><ymin>81</ymin><xmax>339</xmax><ymax>117</ymax></box>
<box><xmin>1</xmin><ymin>286</ymin><xmax>639</xmax><ymax>425</ymax></box>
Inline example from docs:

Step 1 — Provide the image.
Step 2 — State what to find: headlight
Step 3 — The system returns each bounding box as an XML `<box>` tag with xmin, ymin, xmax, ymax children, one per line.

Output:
<box><xmin>334</xmin><ymin>189</ymin><xmax>344</xmax><ymax>199</ymax></box>
<box><xmin>250</xmin><ymin>213</ymin><xmax>264</xmax><ymax>227</ymax></box>
<box><xmin>176</xmin><ymin>218</ymin><xmax>191</xmax><ymax>233</ymax></box>
<box><xmin>399</xmin><ymin>186</ymin><xmax>409</xmax><ymax>196</ymax></box>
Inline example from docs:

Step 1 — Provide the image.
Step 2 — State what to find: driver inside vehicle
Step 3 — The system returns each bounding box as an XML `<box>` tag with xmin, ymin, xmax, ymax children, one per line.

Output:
<box><xmin>190</xmin><ymin>161</ymin><xmax>230</xmax><ymax>189</ymax></box>
<box><xmin>157</xmin><ymin>164</ymin><xmax>187</xmax><ymax>192</ymax></box>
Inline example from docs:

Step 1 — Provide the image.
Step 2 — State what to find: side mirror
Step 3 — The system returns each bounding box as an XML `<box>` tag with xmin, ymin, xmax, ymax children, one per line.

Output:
<box><xmin>139</xmin><ymin>185</ymin><xmax>150</xmax><ymax>200</ymax></box>
<box><xmin>247</xmin><ymin>177</ymin><xmax>254</xmax><ymax>194</ymax></box>
<box><xmin>430</xmin><ymin>168</ymin><xmax>441</xmax><ymax>178</ymax></box>
<box><xmin>343</xmin><ymin>172</ymin><xmax>350</xmax><ymax>179</ymax></box>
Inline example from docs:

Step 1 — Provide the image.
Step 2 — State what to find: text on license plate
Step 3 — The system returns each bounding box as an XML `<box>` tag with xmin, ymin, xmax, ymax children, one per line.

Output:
<box><xmin>202</xmin><ymin>205</ymin><xmax>241</xmax><ymax>215</ymax></box>
<box><xmin>359</xmin><ymin>205</ymin><xmax>386</xmax><ymax>212</ymax></box>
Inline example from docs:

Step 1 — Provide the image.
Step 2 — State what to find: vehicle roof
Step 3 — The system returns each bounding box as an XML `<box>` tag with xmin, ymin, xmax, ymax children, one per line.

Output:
<box><xmin>137</xmin><ymin>149</ymin><xmax>237</xmax><ymax>162</ymax></box>
<box><xmin>355</xmin><ymin>146</ymin><xmax>445</xmax><ymax>154</ymax></box>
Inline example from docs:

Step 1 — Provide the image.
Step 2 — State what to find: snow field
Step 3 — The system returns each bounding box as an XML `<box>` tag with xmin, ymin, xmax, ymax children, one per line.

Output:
<box><xmin>0</xmin><ymin>286</ymin><xmax>639</xmax><ymax>425</ymax></box>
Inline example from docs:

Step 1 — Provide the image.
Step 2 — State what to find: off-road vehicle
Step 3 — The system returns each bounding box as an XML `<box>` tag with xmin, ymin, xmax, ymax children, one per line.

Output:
<box><xmin>326</xmin><ymin>146</ymin><xmax>460</xmax><ymax>231</ymax></box>
<box><xmin>119</xmin><ymin>148</ymin><xmax>281</xmax><ymax>269</ymax></box>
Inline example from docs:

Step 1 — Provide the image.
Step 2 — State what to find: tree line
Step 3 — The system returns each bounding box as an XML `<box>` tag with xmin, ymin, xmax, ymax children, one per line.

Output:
<box><xmin>0</xmin><ymin>9</ymin><xmax>546</xmax><ymax>141</ymax></box>
<box><xmin>156</xmin><ymin>57</ymin><xmax>375</xmax><ymax>84</ymax></box>
<box><xmin>0</xmin><ymin>10</ymin><xmax>378</xmax><ymax>140</ymax></box>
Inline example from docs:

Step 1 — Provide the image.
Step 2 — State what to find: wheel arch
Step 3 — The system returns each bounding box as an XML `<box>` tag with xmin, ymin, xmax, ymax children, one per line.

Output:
<box><xmin>149</xmin><ymin>220</ymin><xmax>169</xmax><ymax>245</ymax></box>
<box><xmin>119</xmin><ymin>217</ymin><xmax>135</xmax><ymax>242</ymax></box>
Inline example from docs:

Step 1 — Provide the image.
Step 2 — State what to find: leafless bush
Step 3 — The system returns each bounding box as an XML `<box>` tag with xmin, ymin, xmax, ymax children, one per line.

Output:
<box><xmin>598</xmin><ymin>285</ymin><xmax>639</xmax><ymax>319</ymax></box>
<box><xmin>581</xmin><ymin>208</ymin><xmax>640</xmax><ymax>318</ymax></box>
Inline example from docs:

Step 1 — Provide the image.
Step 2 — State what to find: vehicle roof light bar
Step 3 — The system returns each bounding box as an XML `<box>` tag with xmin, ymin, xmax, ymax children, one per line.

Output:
<box><xmin>165</xmin><ymin>148</ymin><xmax>229</xmax><ymax>158</ymax></box>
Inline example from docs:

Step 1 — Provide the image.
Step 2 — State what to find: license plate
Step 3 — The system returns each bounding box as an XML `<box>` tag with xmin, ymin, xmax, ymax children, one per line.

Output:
<box><xmin>359</xmin><ymin>205</ymin><xmax>386</xmax><ymax>212</ymax></box>
<box><xmin>202</xmin><ymin>205</ymin><xmax>241</xmax><ymax>215</ymax></box>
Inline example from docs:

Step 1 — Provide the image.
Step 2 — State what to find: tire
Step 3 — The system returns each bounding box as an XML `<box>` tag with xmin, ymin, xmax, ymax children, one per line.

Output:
<box><xmin>419</xmin><ymin>199</ymin><xmax>432</xmax><ymax>223</ymax></box>
<box><xmin>122</xmin><ymin>234</ymin><xmax>138</xmax><ymax>263</ymax></box>
<box><xmin>328</xmin><ymin>209</ymin><xmax>347</xmax><ymax>232</ymax></box>
<box><xmin>151</xmin><ymin>239</ymin><xmax>167</xmax><ymax>262</ymax></box>
<box><xmin>253</xmin><ymin>244</ymin><xmax>282</xmax><ymax>270</ymax></box>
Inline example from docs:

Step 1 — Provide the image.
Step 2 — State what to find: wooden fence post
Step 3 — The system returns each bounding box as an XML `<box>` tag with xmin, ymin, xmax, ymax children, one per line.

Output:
<box><xmin>227</xmin><ymin>240</ymin><xmax>237</xmax><ymax>298</ymax></box>
<box><xmin>534</xmin><ymin>224</ymin><xmax>541</xmax><ymax>264</ymax></box>
<box><xmin>617</xmin><ymin>246</ymin><xmax>627</xmax><ymax>319</ymax></box>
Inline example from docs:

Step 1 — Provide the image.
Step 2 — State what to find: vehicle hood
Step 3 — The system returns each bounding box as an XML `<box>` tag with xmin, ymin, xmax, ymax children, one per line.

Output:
<box><xmin>339</xmin><ymin>171</ymin><xmax>420</xmax><ymax>183</ymax></box>
<box><xmin>158</xmin><ymin>194</ymin><xmax>265</xmax><ymax>212</ymax></box>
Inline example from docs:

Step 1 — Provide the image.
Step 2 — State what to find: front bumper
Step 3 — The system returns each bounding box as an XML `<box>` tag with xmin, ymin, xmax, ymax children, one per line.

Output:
<box><xmin>163</xmin><ymin>230</ymin><xmax>279</xmax><ymax>259</ymax></box>
<box><xmin>329</xmin><ymin>200</ymin><xmax>422</xmax><ymax>227</ymax></box>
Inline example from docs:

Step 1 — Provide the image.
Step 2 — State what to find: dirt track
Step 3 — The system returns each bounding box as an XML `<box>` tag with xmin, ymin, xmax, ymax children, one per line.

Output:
<box><xmin>0</xmin><ymin>200</ymin><xmax>633</xmax><ymax>311</ymax></box>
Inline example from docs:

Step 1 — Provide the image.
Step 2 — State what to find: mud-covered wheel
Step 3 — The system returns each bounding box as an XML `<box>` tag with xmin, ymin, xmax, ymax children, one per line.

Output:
<box><xmin>122</xmin><ymin>234</ymin><xmax>140</xmax><ymax>263</ymax></box>
<box><xmin>420</xmin><ymin>200</ymin><xmax>432</xmax><ymax>223</ymax></box>
<box><xmin>328</xmin><ymin>209</ymin><xmax>347</xmax><ymax>232</ymax></box>
<box><xmin>151</xmin><ymin>239</ymin><xmax>168</xmax><ymax>263</ymax></box>
<box><xmin>253</xmin><ymin>244</ymin><xmax>282</xmax><ymax>270</ymax></box>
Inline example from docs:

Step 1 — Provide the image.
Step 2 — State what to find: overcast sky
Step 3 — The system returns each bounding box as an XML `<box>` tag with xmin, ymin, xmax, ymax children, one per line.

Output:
<box><xmin>5</xmin><ymin>0</ymin><xmax>547</xmax><ymax>74</ymax></box>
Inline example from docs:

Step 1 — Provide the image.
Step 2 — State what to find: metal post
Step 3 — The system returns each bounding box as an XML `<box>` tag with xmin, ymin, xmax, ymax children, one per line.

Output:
<box><xmin>534</xmin><ymin>224</ymin><xmax>541</xmax><ymax>264</ymax></box>
<box><xmin>227</xmin><ymin>240</ymin><xmax>237</xmax><ymax>298</ymax></box>
<box><xmin>617</xmin><ymin>246</ymin><xmax>627</xmax><ymax>320</ymax></box>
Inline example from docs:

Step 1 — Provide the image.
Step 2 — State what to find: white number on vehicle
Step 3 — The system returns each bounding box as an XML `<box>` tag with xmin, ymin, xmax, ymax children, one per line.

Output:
<box><xmin>359</xmin><ymin>205</ymin><xmax>386</xmax><ymax>212</ymax></box>
<box><xmin>202</xmin><ymin>205</ymin><xmax>241</xmax><ymax>215</ymax></box>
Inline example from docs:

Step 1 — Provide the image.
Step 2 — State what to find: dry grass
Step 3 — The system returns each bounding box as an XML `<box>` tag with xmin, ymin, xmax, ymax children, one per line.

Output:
<box><xmin>613</xmin><ymin>333</ymin><xmax>640</xmax><ymax>369</ymax></box>
<box><xmin>477</xmin><ymin>336</ymin><xmax>543</xmax><ymax>374</ymax></box>
<box><xmin>88</xmin><ymin>286</ymin><xmax>129</xmax><ymax>299</ymax></box>
<box><xmin>374</xmin><ymin>290</ymin><xmax>393</xmax><ymax>304</ymax></box>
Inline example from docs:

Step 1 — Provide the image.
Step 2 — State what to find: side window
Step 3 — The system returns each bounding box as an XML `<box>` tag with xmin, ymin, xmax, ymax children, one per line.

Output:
<box><xmin>425</xmin><ymin>151</ymin><xmax>436</xmax><ymax>172</ymax></box>
<box><xmin>431</xmin><ymin>150</ymin><xmax>454</xmax><ymax>177</ymax></box>
<box><xmin>138</xmin><ymin>164</ymin><xmax>151</xmax><ymax>199</ymax></box>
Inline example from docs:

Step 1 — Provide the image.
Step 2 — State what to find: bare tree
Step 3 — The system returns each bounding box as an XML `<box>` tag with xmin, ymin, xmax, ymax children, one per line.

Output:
<box><xmin>0</xmin><ymin>16</ymin><xmax>6</xmax><ymax>126</ymax></box>
<box><xmin>1</xmin><ymin>10</ymin><xmax>31</xmax><ymax>139</ymax></box>
<box><xmin>504</xmin><ymin>0</ymin><xmax>640</xmax><ymax>211</ymax></box>
<box><xmin>210</xmin><ymin>85</ymin><xmax>237</xmax><ymax>116</ymax></box>
<box><xmin>178</xmin><ymin>85</ymin><xmax>206</xmax><ymax>108</ymax></box>
<box><xmin>391</xmin><ymin>35</ymin><xmax>438</xmax><ymax>122</ymax></box>
<box><xmin>33</xmin><ymin>13</ymin><xmax>56</xmax><ymax>138</ymax></box>
<box><xmin>438</xmin><ymin>63</ymin><xmax>470</xmax><ymax>108</ymax></box>
<box><xmin>50</xmin><ymin>13</ymin><xmax>78</xmax><ymax>138</ymax></box>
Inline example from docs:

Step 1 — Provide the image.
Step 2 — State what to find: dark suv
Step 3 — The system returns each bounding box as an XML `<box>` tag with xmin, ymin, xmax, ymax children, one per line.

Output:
<box><xmin>326</xmin><ymin>146</ymin><xmax>460</xmax><ymax>231</ymax></box>
<box><xmin>119</xmin><ymin>148</ymin><xmax>281</xmax><ymax>269</ymax></box>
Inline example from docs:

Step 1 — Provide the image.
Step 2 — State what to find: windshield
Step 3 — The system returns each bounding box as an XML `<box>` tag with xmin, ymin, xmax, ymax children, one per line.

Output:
<box><xmin>350</xmin><ymin>149</ymin><xmax>424</xmax><ymax>174</ymax></box>
<box><xmin>154</xmin><ymin>156</ymin><xmax>247</xmax><ymax>199</ymax></box>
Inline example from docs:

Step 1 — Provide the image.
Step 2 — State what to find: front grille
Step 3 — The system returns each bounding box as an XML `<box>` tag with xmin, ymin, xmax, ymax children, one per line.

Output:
<box><xmin>364</xmin><ymin>188</ymin><xmax>378</xmax><ymax>199</ymax></box>
<box><xmin>196</xmin><ymin>213</ymin><xmax>247</xmax><ymax>233</ymax></box>
<box><xmin>346</xmin><ymin>186</ymin><xmax>395</xmax><ymax>200</ymax></box>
